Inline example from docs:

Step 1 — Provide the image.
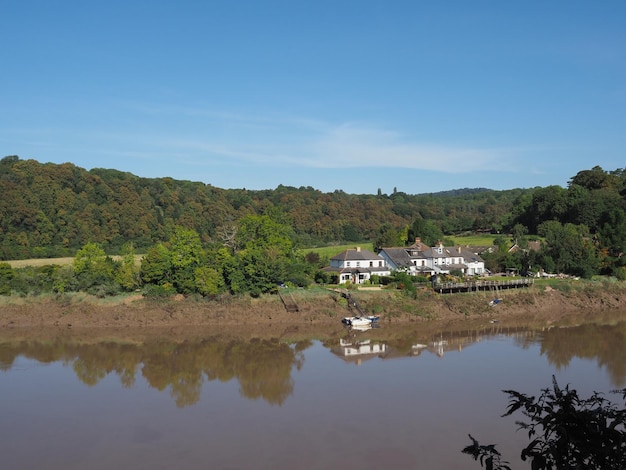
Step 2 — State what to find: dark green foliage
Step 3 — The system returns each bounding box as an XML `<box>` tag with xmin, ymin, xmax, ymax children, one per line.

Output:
<box><xmin>0</xmin><ymin>262</ymin><xmax>15</xmax><ymax>295</ymax></box>
<box><xmin>537</xmin><ymin>222</ymin><xmax>599</xmax><ymax>278</ymax></box>
<box><xmin>314</xmin><ymin>270</ymin><xmax>330</xmax><ymax>284</ymax></box>
<box><xmin>142</xmin><ymin>283</ymin><xmax>177</xmax><ymax>299</ymax></box>
<box><xmin>140</xmin><ymin>244</ymin><xmax>172</xmax><ymax>285</ymax></box>
<box><xmin>3</xmin><ymin>156</ymin><xmax>626</xmax><ymax>286</ymax></box>
<box><xmin>0</xmin><ymin>156</ymin><xmax>524</xmax><ymax>260</ymax></box>
<box><xmin>73</xmin><ymin>243</ymin><xmax>118</xmax><ymax>292</ymax></box>
<box><xmin>87</xmin><ymin>282</ymin><xmax>121</xmax><ymax>298</ymax></box>
<box><xmin>7</xmin><ymin>264</ymin><xmax>73</xmax><ymax>296</ymax></box>
<box><xmin>407</xmin><ymin>217</ymin><xmax>445</xmax><ymax>246</ymax></box>
<box><xmin>374</xmin><ymin>223</ymin><xmax>405</xmax><ymax>252</ymax></box>
<box><xmin>464</xmin><ymin>377</ymin><xmax>626</xmax><ymax>469</ymax></box>
<box><xmin>115</xmin><ymin>243</ymin><xmax>140</xmax><ymax>291</ymax></box>
<box><xmin>391</xmin><ymin>271</ymin><xmax>417</xmax><ymax>295</ymax></box>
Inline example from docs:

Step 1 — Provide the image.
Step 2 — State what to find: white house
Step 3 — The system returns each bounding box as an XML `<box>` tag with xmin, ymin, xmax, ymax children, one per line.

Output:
<box><xmin>323</xmin><ymin>246</ymin><xmax>390</xmax><ymax>284</ymax></box>
<box><xmin>378</xmin><ymin>238</ymin><xmax>486</xmax><ymax>277</ymax></box>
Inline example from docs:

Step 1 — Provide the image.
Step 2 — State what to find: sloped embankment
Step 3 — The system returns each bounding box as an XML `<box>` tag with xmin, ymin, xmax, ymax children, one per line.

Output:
<box><xmin>1</xmin><ymin>282</ymin><xmax>625</xmax><ymax>334</ymax></box>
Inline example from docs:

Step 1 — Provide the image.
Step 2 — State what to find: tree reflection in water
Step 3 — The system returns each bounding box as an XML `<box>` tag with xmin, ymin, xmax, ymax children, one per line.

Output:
<box><xmin>516</xmin><ymin>321</ymin><xmax>626</xmax><ymax>387</ymax></box>
<box><xmin>0</xmin><ymin>336</ymin><xmax>307</xmax><ymax>407</ymax></box>
<box><xmin>1</xmin><ymin>320</ymin><xmax>624</xmax><ymax>406</ymax></box>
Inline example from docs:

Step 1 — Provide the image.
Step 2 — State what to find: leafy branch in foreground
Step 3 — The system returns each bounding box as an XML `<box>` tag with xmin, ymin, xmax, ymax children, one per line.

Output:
<box><xmin>462</xmin><ymin>434</ymin><xmax>511</xmax><ymax>470</ymax></box>
<box><xmin>464</xmin><ymin>376</ymin><xmax>626</xmax><ymax>470</ymax></box>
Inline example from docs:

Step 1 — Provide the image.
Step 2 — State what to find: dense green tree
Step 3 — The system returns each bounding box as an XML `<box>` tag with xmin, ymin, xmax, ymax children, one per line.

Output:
<box><xmin>407</xmin><ymin>217</ymin><xmax>444</xmax><ymax>246</ymax></box>
<box><xmin>537</xmin><ymin>222</ymin><xmax>599</xmax><ymax>277</ymax></box>
<box><xmin>194</xmin><ymin>266</ymin><xmax>225</xmax><ymax>297</ymax></box>
<box><xmin>235</xmin><ymin>213</ymin><xmax>296</xmax><ymax>255</ymax></box>
<box><xmin>3</xmin><ymin>156</ymin><xmax>626</xmax><ymax>281</ymax></box>
<box><xmin>115</xmin><ymin>243</ymin><xmax>140</xmax><ymax>291</ymax></box>
<box><xmin>515</xmin><ymin>186</ymin><xmax>569</xmax><ymax>233</ymax></box>
<box><xmin>140</xmin><ymin>244</ymin><xmax>172</xmax><ymax>286</ymax></box>
<box><xmin>168</xmin><ymin>226</ymin><xmax>205</xmax><ymax>294</ymax></box>
<box><xmin>221</xmin><ymin>252</ymin><xmax>247</xmax><ymax>295</ymax></box>
<box><xmin>510</xmin><ymin>223</ymin><xmax>528</xmax><ymax>247</ymax></box>
<box><xmin>0</xmin><ymin>262</ymin><xmax>14</xmax><ymax>295</ymax></box>
<box><xmin>73</xmin><ymin>243</ymin><xmax>117</xmax><ymax>292</ymax></box>
<box><xmin>374</xmin><ymin>223</ymin><xmax>405</xmax><ymax>252</ymax></box>
<box><xmin>1</xmin><ymin>156</ymin><xmax>525</xmax><ymax>259</ymax></box>
<box><xmin>568</xmin><ymin>165</ymin><xmax>614</xmax><ymax>190</ymax></box>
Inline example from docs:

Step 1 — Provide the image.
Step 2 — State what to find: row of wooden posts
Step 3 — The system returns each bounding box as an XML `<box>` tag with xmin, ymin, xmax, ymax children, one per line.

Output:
<box><xmin>279</xmin><ymin>279</ymin><xmax>534</xmax><ymax>313</ymax></box>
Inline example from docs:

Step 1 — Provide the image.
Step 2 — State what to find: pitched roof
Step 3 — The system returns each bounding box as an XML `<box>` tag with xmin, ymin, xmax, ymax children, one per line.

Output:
<box><xmin>379</xmin><ymin>247</ymin><xmax>414</xmax><ymax>268</ymax></box>
<box><xmin>382</xmin><ymin>244</ymin><xmax>484</xmax><ymax>264</ymax></box>
<box><xmin>330</xmin><ymin>248</ymin><xmax>381</xmax><ymax>261</ymax></box>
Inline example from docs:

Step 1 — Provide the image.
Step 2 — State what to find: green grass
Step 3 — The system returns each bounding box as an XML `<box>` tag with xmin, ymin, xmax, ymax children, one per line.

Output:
<box><xmin>447</xmin><ymin>234</ymin><xmax>500</xmax><ymax>247</ymax></box>
<box><xmin>302</xmin><ymin>237</ymin><xmax>498</xmax><ymax>260</ymax></box>
<box><xmin>6</xmin><ymin>255</ymin><xmax>144</xmax><ymax>268</ymax></box>
<box><xmin>6</xmin><ymin>257</ymin><xmax>75</xmax><ymax>268</ymax></box>
<box><xmin>300</xmin><ymin>243</ymin><xmax>374</xmax><ymax>258</ymax></box>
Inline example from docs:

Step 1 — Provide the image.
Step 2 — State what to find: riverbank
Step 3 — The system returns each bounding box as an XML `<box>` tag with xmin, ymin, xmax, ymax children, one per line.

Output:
<box><xmin>2</xmin><ymin>280</ymin><xmax>626</xmax><ymax>339</ymax></box>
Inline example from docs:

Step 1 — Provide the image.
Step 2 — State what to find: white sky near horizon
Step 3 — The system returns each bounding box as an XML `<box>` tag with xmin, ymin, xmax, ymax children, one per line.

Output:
<box><xmin>1</xmin><ymin>1</ymin><xmax>625</xmax><ymax>194</ymax></box>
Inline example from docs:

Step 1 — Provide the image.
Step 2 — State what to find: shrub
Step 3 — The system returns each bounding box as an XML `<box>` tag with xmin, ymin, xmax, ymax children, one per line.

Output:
<box><xmin>142</xmin><ymin>283</ymin><xmax>177</xmax><ymax>299</ymax></box>
<box><xmin>464</xmin><ymin>376</ymin><xmax>626</xmax><ymax>470</ymax></box>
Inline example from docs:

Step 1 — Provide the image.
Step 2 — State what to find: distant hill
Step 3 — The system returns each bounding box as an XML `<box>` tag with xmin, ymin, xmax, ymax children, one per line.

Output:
<box><xmin>0</xmin><ymin>156</ymin><xmax>525</xmax><ymax>259</ymax></box>
<box><xmin>425</xmin><ymin>188</ymin><xmax>494</xmax><ymax>197</ymax></box>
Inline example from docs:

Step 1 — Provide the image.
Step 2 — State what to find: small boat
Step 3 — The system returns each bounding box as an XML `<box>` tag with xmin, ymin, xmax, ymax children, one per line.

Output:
<box><xmin>489</xmin><ymin>298</ymin><xmax>501</xmax><ymax>307</ymax></box>
<box><xmin>342</xmin><ymin>316</ymin><xmax>372</xmax><ymax>327</ymax></box>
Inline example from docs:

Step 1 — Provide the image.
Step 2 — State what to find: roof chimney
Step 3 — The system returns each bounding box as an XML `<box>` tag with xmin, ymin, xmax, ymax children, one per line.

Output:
<box><xmin>356</xmin><ymin>246</ymin><xmax>361</xmax><ymax>252</ymax></box>
<box><xmin>457</xmin><ymin>246</ymin><xmax>462</xmax><ymax>253</ymax></box>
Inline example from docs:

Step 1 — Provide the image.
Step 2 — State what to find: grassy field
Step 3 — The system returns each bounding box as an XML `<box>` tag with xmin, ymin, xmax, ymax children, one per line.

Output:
<box><xmin>6</xmin><ymin>255</ymin><xmax>143</xmax><ymax>268</ymax></box>
<box><xmin>302</xmin><ymin>236</ymin><xmax>499</xmax><ymax>259</ymax></box>
<box><xmin>6</xmin><ymin>238</ymin><xmax>497</xmax><ymax>268</ymax></box>
<box><xmin>301</xmin><ymin>243</ymin><xmax>375</xmax><ymax>259</ymax></box>
<box><xmin>448</xmin><ymin>234</ymin><xmax>499</xmax><ymax>247</ymax></box>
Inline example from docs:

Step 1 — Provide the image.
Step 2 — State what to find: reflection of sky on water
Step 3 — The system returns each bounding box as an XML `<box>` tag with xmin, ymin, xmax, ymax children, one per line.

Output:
<box><xmin>1</xmin><ymin>322</ymin><xmax>625</xmax><ymax>469</ymax></box>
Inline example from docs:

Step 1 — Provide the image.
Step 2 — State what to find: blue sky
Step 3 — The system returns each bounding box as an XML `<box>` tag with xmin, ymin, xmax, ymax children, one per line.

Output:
<box><xmin>1</xmin><ymin>1</ymin><xmax>625</xmax><ymax>195</ymax></box>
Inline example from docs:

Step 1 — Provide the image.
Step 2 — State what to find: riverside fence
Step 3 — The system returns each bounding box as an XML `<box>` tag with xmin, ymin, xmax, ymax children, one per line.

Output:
<box><xmin>433</xmin><ymin>278</ymin><xmax>534</xmax><ymax>294</ymax></box>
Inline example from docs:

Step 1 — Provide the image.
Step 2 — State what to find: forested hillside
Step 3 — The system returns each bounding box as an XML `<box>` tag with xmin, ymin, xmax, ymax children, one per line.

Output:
<box><xmin>2</xmin><ymin>157</ymin><xmax>626</xmax><ymax>298</ymax></box>
<box><xmin>0</xmin><ymin>156</ymin><xmax>524</xmax><ymax>260</ymax></box>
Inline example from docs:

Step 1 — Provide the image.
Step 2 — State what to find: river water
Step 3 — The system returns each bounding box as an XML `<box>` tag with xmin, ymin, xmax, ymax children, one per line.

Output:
<box><xmin>1</xmin><ymin>317</ymin><xmax>625</xmax><ymax>470</ymax></box>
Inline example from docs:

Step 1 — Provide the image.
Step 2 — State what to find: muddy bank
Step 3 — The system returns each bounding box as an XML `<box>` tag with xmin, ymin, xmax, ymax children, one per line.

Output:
<box><xmin>1</xmin><ymin>283</ymin><xmax>625</xmax><ymax>341</ymax></box>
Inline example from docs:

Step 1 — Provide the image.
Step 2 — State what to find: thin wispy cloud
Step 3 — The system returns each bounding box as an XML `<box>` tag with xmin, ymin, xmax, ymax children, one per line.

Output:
<box><xmin>132</xmin><ymin>106</ymin><xmax>513</xmax><ymax>173</ymax></box>
<box><xmin>2</xmin><ymin>105</ymin><xmax>542</xmax><ymax>178</ymax></box>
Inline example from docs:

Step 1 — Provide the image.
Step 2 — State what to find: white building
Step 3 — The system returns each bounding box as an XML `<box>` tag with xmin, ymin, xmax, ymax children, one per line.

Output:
<box><xmin>378</xmin><ymin>238</ymin><xmax>486</xmax><ymax>277</ymax></box>
<box><xmin>323</xmin><ymin>246</ymin><xmax>390</xmax><ymax>284</ymax></box>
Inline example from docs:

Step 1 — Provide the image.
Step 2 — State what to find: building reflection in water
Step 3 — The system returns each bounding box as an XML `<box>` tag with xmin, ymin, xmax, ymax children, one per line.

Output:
<box><xmin>1</xmin><ymin>319</ymin><xmax>624</xmax><ymax>406</ymax></box>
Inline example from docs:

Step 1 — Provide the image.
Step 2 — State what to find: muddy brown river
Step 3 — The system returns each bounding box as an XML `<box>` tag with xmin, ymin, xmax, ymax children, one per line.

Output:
<box><xmin>2</xmin><ymin>318</ymin><xmax>625</xmax><ymax>469</ymax></box>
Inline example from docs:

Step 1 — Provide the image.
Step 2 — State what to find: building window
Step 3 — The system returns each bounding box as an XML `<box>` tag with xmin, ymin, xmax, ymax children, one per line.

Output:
<box><xmin>356</xmin><ymin>262</ymin><xmax>360</xmax><ymax>267</ymax></box>
<box><xmin>369</xmin><ymin>261</ymin><xmax>373</xmax><ymax>267</ymax></box>
<box><xmin>346</xmin><ymin>262</ymin><xmax>350</xmax><ymax>267</ymax></box>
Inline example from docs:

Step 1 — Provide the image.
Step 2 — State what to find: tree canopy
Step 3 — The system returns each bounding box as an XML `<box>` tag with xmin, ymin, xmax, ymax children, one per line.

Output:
<box><xmin>2</xmin><ymin>156</ymin><xmax>626</xmax><ymax>293</ymax></box>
